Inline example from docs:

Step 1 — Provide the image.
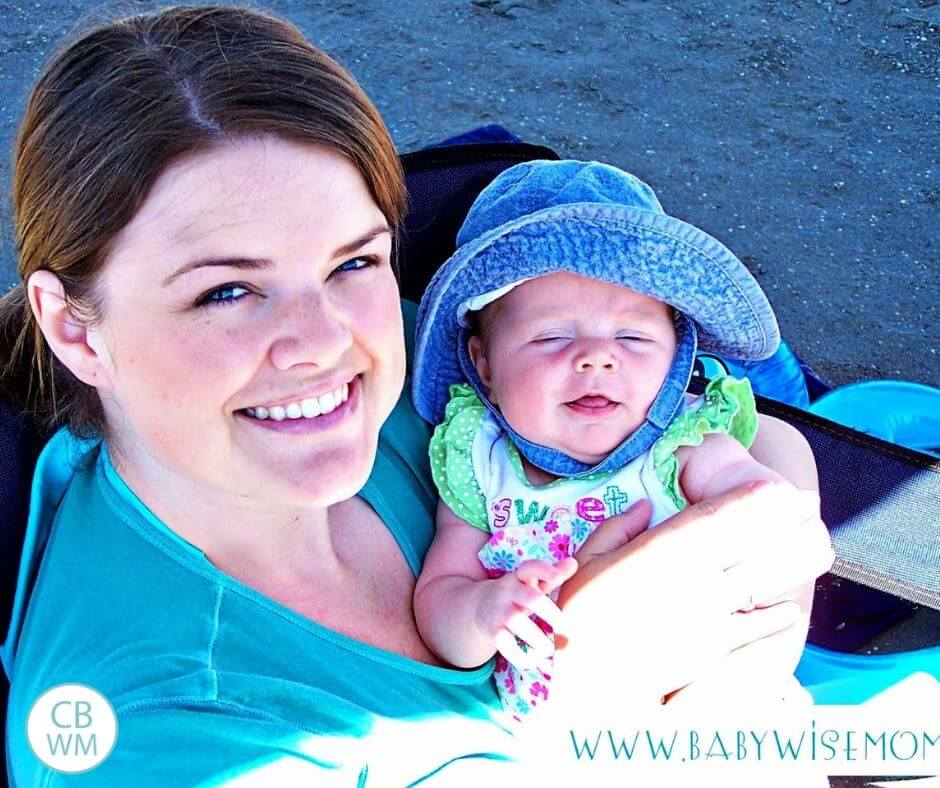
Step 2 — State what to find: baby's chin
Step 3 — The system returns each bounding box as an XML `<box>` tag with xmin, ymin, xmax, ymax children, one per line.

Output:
<box><xmin>504</xmin><ymin>411</ymin><xmax>646</xmax><ymax>466</ymax></box>
<box><xmin>565</xmin><ymin>446</ymin><xmax>620</xmax><ymax>466</ymax></box>
<box><xmin>552</xmin><ymin>430</ymin><xmax>641</xmax><ymax>467</ymax></box>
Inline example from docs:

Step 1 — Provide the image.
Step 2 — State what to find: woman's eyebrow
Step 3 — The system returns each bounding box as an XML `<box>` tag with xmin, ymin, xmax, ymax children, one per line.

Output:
<box><xmin>162</xmin><ymin>256</ymin><xmax>275</xmax><ymax>286</ymax></box>
<box><xmin>330</xmin><ymin>225</ymin><xmax>391</xmax><ymax>259</ymax></box>
<box><xmin>161</xmin><ymin>225</ymin><xmax>391</xmax><ymax>286</ymax></box>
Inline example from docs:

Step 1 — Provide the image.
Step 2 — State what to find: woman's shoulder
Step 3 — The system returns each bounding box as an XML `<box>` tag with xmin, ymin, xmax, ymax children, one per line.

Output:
<box><xmin>362</xmin><ymin>379</ymin><xmax>438</xmax><ymax>573</ymax></box>
<box><xmin>5</xmin><ymin>439</ymin><xmax>224</xmax><ymax>699</ymax></box>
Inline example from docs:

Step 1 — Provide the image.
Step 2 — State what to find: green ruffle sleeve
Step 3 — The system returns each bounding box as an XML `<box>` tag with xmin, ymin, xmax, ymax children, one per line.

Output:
<box><xmin>428</xmin><ymin>383</ymin><xmax>490</xmax><ymax>531</ymax></box>
<box><xmin>651</xmin><ymin>375</ymin><xmax>759</xmax><ymax>511</ymax></box>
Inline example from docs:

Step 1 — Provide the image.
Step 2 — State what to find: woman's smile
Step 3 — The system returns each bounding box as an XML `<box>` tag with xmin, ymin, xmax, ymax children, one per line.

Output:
<box><xmin>237</xmin><ymin>374</ymin><xmax>361</xmax><ymax>434</ymax></box>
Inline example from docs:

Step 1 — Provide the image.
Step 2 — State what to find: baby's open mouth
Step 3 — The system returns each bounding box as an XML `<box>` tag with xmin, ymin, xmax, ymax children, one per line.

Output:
<box><xmin>564</xmin><ymin>395</ymin><xmax>620</xmax><ymax>416</ymax></box>
<box><xmin>568</xmin><ymin>395</ymin><xmax>616</xmax><ymax>408</ymax></box>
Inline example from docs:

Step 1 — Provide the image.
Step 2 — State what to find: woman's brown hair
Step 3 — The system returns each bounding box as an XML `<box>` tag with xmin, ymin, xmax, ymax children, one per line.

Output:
<box><xmin>0</xmin><ymin>4</ymin><xmax>406</xmax><ymax>439</ymax></box>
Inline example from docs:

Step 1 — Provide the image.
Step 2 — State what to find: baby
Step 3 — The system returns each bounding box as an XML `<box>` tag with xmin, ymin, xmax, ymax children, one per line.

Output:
<box><xmin>411</xmin><ymin>160</ymin><xmax>809</xmax><ymax>720</ymax></box>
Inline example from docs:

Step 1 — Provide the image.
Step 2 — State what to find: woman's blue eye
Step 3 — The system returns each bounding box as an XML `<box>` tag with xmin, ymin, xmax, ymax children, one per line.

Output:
<box><xmin>197</xmin><ymin>284</ymin><xmax>251</xmax><ymax>308</ymax></box>
<box><xmin>333</xmin><ymin>256</ymin><xmax>377</xmax><ymax>275</ymax></box>
<box><xmin>195</xmin><ymin>257</ymin><xmax>378</xmax><ymax>309</ymax></box>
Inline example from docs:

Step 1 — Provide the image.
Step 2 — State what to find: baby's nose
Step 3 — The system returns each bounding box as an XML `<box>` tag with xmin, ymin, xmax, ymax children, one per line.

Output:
<box><xmin>572</xmin><ymin>340</ymin><xmax>620</xmax><ymax>373</ymax></box>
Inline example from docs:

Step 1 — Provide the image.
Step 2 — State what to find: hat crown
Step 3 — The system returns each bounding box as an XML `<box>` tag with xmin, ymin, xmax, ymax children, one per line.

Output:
<box><xmin>456</xmin><ymin>160</ymin><xmax>664</xmax><ymax>246</ymax></box>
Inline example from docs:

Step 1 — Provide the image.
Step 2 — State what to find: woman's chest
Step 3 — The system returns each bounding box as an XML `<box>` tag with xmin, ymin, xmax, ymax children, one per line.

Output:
<box><xmin>303</xmin><ymin>573</ymin><xmax>438</xmax><ymax>664</ymax></box>
<box><xmin>276</xmin><ymin>497</ymin><xmax>444</xmax><ymax>665</ymax></box>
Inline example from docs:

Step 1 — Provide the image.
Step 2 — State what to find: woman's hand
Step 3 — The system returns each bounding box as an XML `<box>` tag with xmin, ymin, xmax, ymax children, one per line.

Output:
<box><xmin>547</xmin><ymin>481</ymin><xmax>834</xmax><ymax>716</ymax></box>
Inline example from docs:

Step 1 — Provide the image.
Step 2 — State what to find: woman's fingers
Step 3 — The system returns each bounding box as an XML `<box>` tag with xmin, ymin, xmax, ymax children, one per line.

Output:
<box><xmin>576</xmin><ymin>498</ymin><xmax>652</xmax><ymax>566</ymax></box>
<box><xmin>671</xmin><ymin>612</ymin><xmax>814</xmax><ymax>711</ymax></box>
<box><xmin>712</xmin><ymin>485</ymin><xmax>823</xmax><ymax>565</ymax></box>
<box><xmin>656</xmin><ymin>483</ymin><xmax>829</xmax><ymax>573</ymax></box>
<box><xmin>723</xmin><ymin>601</ymin><xmax>806</xmax><ymax>654</ymax></box>
<box><xmin>721</xmin><ymin>528</ymin><xmax>834</xmax><ymax>611</ymax></box>
<box><xmin>634</xmin><ymin>603</ymin><xmax>806</xmax><ymax>694</ymax></box>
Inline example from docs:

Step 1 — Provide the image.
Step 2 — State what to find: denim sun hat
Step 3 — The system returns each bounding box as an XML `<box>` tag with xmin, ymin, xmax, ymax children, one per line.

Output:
<box><xmin>412</xmin><ymin>159</ymin><xmax>780</xmax><ymax>477</ymax></box>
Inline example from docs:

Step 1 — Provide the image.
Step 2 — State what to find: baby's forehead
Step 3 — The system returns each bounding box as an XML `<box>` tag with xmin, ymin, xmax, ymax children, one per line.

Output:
<box><xmin>498</xmin><ymin>271</ymin><xmax>668</xmax><ymax>318</ymax></box>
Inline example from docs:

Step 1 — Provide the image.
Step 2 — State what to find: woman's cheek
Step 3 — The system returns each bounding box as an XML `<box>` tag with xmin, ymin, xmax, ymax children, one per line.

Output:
<box><xmin>359</xmin><ymin>293</ymin><xmax>400</xmax><ymax>358</ymax></box>
<box><xmin>346</xmin><ymin>272</ymin><xmax>406</xmax><ymax>405</ymax></box>
<box><xmin>128</xmin><ymin>322</ymin><xmax>247</xmax><ymax>419</ymax></box>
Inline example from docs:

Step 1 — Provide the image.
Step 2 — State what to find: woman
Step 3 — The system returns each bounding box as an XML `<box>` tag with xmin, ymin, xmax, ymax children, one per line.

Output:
<box><xmin>0</xmin><ymin>6</ymin><xmax>832</xmax><ymax>784</ymax></box>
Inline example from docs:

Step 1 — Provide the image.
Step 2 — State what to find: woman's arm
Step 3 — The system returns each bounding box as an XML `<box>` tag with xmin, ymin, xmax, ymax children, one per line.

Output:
<box><xmin>413</xmin><ymin>500</ymin><xmax>574</xmax><ymax>668</ymax></box>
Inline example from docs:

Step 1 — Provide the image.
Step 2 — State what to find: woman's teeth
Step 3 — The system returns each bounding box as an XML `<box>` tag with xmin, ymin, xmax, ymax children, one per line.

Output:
<box><xmin>245</xmin><ymin>382</ymin><xmax>350</xmax><ymax>421</ymax></box>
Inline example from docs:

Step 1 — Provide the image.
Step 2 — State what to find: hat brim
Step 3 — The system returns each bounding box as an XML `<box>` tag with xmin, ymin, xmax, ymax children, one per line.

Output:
<box><xmin>413</xmin><ymin>203</ymin><xmax>779</xmax><ymax>425</ymax></box>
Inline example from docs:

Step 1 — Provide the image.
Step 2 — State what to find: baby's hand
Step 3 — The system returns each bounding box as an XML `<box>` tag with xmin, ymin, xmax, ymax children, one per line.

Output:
<box><xmin>477</xmin><ymin>558</ymin><xmax>577</xmax><ymax>669</ymax></box>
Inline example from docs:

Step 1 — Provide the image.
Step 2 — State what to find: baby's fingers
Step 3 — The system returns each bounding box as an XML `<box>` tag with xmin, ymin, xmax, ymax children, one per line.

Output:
<box><xmin>527</xmin><ymin>594</ymin><xmax>566</xmax><ymax>632</ymax></box>
<box><xmin>494</xmin><ymin>629</ymin><xmax>537</xmax><ymax>669</ymax></box>
<box><xmin>515</xmin><ymin>558</ymin><xmax>578</xmax><ymax>594</ymax></box>
<box><xmin>497</xmin><ymin>610</ymin><xmax>555</xmax><ymax>669</ymax></box>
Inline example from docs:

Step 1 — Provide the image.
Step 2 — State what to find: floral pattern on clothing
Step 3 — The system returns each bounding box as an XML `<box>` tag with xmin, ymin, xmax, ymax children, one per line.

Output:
<box><xmin>478</xmin><ymin>510</ymin><xmax>606</xmax><ymax>720</ymax></box>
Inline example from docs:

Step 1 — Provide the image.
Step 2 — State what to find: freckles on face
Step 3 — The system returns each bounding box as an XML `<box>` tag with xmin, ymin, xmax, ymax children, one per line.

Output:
<box><xmin>95</xmin><ymin>137</ymin><xmax>404</xmax><ymax>506</ymax></box>
<box><xmin>101</xmin><ymin>300</ymin><xmax>253</xmax><ymax>465</ymax></box>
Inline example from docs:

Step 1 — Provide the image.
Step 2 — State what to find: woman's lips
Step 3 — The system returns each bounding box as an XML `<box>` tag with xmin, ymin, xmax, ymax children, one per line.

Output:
<box><xmin>564</xmin><ymin>395</ymin><xmax>620</xmax><ymax>417</ymax></box>
<box><xmin>237</xmin><ymin>375</ymin><xmax>360</xmax><ymax>434</ymax></box>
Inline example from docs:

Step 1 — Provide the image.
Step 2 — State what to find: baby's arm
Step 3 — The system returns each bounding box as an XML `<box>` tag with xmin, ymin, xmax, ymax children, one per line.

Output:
<box><xmin>414</xmin><ymin>500</ymin><xmax>576</xmax><ymax>669</ymax></box>
<box><xmin>677</xmin><ymin>431</ymin><xmax>788</xmax><ymax>502</ymax></box>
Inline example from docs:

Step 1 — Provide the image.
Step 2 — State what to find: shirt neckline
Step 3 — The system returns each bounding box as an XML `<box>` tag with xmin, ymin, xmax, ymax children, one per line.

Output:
<box><xmin>95</xmin><ymin>444</ymin><xmax>495</xmax><ymax>685</ymax></box>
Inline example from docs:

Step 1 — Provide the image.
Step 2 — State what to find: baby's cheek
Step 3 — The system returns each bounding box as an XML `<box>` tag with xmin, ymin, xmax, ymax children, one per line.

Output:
<box><xmin>624</xmin><ymin>350</ymin><xmax>668</xmax><ymax>399</ymax></box>
<box><xmin>498</xmin><ymin>383</ymin><xmax>555</xmax><ymax>443</ymax></box>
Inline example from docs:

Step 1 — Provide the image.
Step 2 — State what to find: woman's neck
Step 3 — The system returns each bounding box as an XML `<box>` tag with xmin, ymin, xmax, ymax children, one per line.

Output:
<box><xmin>106</xmin><ymin>442</ymin><xmax>348</xmax><ymax>588</ymax></box>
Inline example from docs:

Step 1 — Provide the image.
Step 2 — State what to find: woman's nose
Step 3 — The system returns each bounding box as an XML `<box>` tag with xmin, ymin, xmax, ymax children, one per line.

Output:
<box><xmin>268</xmin><ymin>292</ymin><xmax>352</xmax><ymax>371</ymax></box>
<box><xmin>572</xmin><ymin>339</ymin><xmax>620</xmax><ymax>373</ymax></box>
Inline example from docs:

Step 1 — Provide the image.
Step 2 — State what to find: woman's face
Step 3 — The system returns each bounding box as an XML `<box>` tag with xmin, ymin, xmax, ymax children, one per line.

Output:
<box><xmin>92</xmin><ymin>136</ymin><xmax>405</xmax><ymax>507</ymax></box>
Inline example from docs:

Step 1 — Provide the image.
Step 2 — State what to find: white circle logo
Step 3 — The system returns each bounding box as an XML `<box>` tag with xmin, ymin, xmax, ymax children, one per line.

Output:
<box><xmin>26</xmin><ymin>684</ymin><xmax>118</xmax><ymax>773</ymax></box>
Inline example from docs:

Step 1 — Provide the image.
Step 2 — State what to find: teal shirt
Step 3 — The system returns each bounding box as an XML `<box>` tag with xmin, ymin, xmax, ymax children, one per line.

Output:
<box><xmin>3</xmin><ymin>304</ymin><xmax>514</xmax><ymax>786</ymax></box>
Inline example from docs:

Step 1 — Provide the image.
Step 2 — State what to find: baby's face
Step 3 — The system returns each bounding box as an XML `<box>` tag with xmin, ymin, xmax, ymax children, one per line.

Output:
<box><xmin>469</xmin><ymin>271</ymin><xmax>677</xmax><ymax>466</ymax></box>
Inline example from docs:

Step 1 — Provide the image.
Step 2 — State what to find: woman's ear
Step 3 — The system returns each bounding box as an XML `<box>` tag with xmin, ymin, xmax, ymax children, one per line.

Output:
<box><xmin>467</xmin><ymin>335</ymin><xmax>496</xmax><ymax>404</ymax></box>
<box><xmin>27</xmin><ymin>270</ymin><xmax>114</xmax><ymax>390</ymax></box>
